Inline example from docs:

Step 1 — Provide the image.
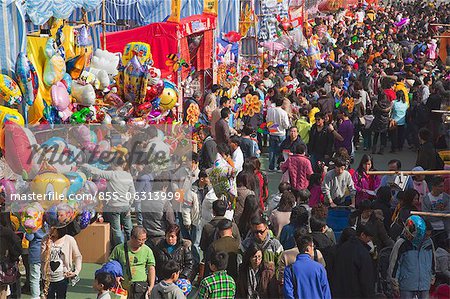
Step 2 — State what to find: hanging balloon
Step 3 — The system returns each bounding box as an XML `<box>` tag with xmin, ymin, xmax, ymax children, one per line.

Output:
<box><xmin>123</xmin><ymin>56</ymin><xmax>144</xmax><ymax>103</ymax></box>
<box><xmin>19</xmin><ymin>202</ymin><xmax>44</xmax><ymax>234</ymax></box>
<box><xmin>3</xmin><ymin>122</ymin><xmax>36</xmax><ymax>175</ymax></box>
<box><xmin>43</xmin><ymin>38</ymin><xmax>66</xmax><ymax>87</ymax></box>
<box><xmin>61</xmin><ymin>73</ymin><xmax>73</xmax><ymax>93</ymax></box>
<box><xmin>0</xmin><ymin>74</ymin><xmax>22</xmax><ymax>106</ymax></box>
<box><xmin>66</xmin><ymin>55</ymin><xmax>86</xmax><ymax>80</ymax></box>
<box><xmin>122</xmin><ymin>42</ymin><xmax>152</xmax><ymax>66</ymax></box>
<box><xmin>15</xmin><ymin>52</ymin><xmax>38</xmax><ymax>105</ymax></box>
<box><xmin>159</xmin><ymin>80</ymin><xmax>179</xmax><ymax>111</ymax></box>
<box><xmin>77</xmin><ymin>209</ymin><xmax>91</xmax><ymax>229</ymax></box>
<box><xmin>64</xmin><ymin>172</ymin><xmax>86</xmax><ymax>197</ymax></box>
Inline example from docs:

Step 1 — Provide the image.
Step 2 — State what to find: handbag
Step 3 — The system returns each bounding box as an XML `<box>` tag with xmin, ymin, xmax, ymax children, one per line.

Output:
<box><xmin>111</xmin><ymin>282</ymin><xmax>128</xmax><ymax>299</ymax></box>
<box><xmin>0</xmin><ymin>260</ymin><xmax>20</xmax><ymax>286</ymax></box>
<box><xmin>124</xmin><ymin>241</ymin><xmax>148</xmax><ymax>296</ymax></box>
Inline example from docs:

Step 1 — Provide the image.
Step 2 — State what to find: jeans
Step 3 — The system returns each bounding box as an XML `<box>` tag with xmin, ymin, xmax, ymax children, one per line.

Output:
<box><xmin>390</xmin><ymin>125</ymin><xmax>406</xmax><ymax>151</ymax></box>
<box><xmin>362</xmin><ymin>128</ymin><xmax>372</xmax><ymax>149</ymax></box>
<box><xmin>47</xmin><ymin>279</ymin><xmax>69</xmax><ymax>299</ymax></box>
<box><xmin>104</xmin><ymin>209</ymin><xmax>133</xmax><ymax>250</ymax></box>
<box><xmin>372</xmin><ymin>131</ymin><xmax>387</xmax><ymax>151</ymax></box>
<box><xmin>400</xmin><ymin>290</ymin><xmax>429</xmax><ymax>299</ymax></box>
<box><xmin>190</xmin><ymin>225</ymin><xmax>202</xmax><ymax>264</ymax></box>
<box><xmin>134</xmin><ymin>199</ymin><xmax>143</xmax><ymax>226</ymax></box>
<box><xmin>268</xmin><ymin>135</ymin><xmax>284</xmax><ymax>170</ymax></box>
<box><xmin>29</xmin><ymin>263</ymin><xmax>41</xmax><ymax>299</ymax></box>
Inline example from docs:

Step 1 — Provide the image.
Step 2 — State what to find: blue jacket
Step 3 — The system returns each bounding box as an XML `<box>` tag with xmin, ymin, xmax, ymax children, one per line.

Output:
<box><xmin>388</xmin><ymin>237</ymin><xmax>435</xmax><ymax>291</ymax></box>
<box><xmin>25</xmin><ymin>229</ymin><xmax>46</xmax><ymax>264</ymax></box>
<box><xmin>284</xmin><ymin>254</ymin><xmax>331</xmax><ymax>299</ymax></box>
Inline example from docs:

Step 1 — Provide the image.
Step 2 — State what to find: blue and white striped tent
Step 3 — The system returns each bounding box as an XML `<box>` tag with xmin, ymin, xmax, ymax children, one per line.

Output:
<box><xmin>1</xmin><ymin>0</ymin><xmax>239</xmax><ymax>76</ymax></box>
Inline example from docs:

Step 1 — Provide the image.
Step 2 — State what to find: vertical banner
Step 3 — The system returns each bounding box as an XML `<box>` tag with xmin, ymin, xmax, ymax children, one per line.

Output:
<box><xmin>204</xmin><ymin>0</ymin><xmax>219</xmax><ymax>15</ymax></box>
<box><xmin>168</xmin><ymin>0</ymin><xmax>181</xmax><ymax>23</ymax></box>
<box><xmin>289</xmin><ymin>1</ymin><xmax>304</xmax><ymax>28</ymax></box>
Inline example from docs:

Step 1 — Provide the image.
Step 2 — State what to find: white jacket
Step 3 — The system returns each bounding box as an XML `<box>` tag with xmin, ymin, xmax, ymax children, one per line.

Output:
<box><xmin>266</xmin><ymin>106</ymin><xmax>290</xmax><ymax>136</ymax></box>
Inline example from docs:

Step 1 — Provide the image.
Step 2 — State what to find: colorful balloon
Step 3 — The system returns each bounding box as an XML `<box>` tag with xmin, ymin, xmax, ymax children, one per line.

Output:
<box><xmin>51</xmin><ymin>82</ymin><xmax>72</xmax><ymax>121</ymax></box>
<box><xmin>77</xmin><ymin>209</ymin><xmax>91</xmax><ymax>229</ymax></box>
<box><xmin>14</xmin><ymin>52</ymin><xmax>38</xmax><ymax>105</ymax></box>
<box><xmin>122</xmin><ymin>42</ymin><xmax>152</xmax><ymax>66</ymax></box>
<box><xmin>43</xmin><ymin>38</ymin><xmax>66</xmax><ymax>87</ymax></box>
<box><xmin>0</xmin><ymin>74</ymin><xmax>22</xmax><ymax>106</ymax></box>
<box><xmin>175</xmin><ymin>278</ymin><xmax>192</xmax><ymax>296</ymax></box>
<box><xmin>61</xmin><ymin>73</ymin><xmax>73</xmax><ymax>93</ymax></box>
<box><xmin>66</xmin><ymin>55</ymin><xmax>86</xmax><ymax>79</ymax></box>
<box><xmin>19</xmin><ymin>202</ymin><xmax>44</xmax><ymax>234</ymax></box>
<box><xmin>64</xmin><ymin>172</ymin><xmax>86</xmax><ymax>197</ymax></box>
<box><xmin>3</xmin><ymin>122</ymin><xmax>36</xmax><ymax>175</ymax></box>
<box><xmin>159</xmin><ymin>80</ymin><xmax>179</xmax><ymax>111</ymax></box>
<box><xmin>30</xmin><ymin>172</ymin><xmax>70</xmax><ymax>207</ymax></box>
<box><xmin>123</xmin><ymin>56</ymin><xmax>144</xmax><ymax>103</ymax></box>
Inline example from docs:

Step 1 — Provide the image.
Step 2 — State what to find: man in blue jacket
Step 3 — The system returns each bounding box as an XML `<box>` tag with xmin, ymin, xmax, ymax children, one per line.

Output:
<box><xmin>283</xmin><ymin>234</ymin><xmax>331</xmax><ymax>299</ymax></box>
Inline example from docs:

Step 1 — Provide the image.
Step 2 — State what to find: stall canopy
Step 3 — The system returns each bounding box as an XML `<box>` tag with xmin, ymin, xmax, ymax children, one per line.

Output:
<box><xmin>104</xmin><ymin>13</ymin><xmax>216</xmax><ymax>82</ymax></box>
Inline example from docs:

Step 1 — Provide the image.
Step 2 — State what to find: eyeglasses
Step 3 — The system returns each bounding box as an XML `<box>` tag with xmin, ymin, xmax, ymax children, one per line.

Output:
<box><xmin>254</xmin><ymin>228</ymin><xmax>267</xmax><ymax>235</ymax></box>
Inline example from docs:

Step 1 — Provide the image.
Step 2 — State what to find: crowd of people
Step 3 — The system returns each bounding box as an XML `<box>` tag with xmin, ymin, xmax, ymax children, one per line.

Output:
<box><xmin>0</xmin><ymin>0</ymin><xmax>450</xmax><ymax>299</ymax></box>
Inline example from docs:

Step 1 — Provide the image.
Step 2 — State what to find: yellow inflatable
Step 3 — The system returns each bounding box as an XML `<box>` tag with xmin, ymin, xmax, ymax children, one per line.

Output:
<box><xmin>122</xmin><ymin>42</ymin><xmax>153</xmax><ymax>66</ymax></box>
<box><xmin>0</xmin><ymin>74</ymin><xmax>22</xmax><ymax>106</ymax></box>
<box><xmin>159</xmin><ymin>80</ymin><xmax>179</xmax><ymax>111</ymax></box>
<box><xmin>30</xmin><ymin>172</ymin><xmax>71</xmax><ymax>209</ymax></box>
<box><xmin>0</xmin><ymin>106</ymin><xmax>25</xmax><ymax>149</ymax></box>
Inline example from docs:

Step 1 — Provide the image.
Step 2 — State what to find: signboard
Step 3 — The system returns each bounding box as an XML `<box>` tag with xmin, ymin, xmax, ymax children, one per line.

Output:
<box><xmin>204</xmin><ymin>0</ymin><xmax>219</xmax><ymax>15</ymax></box>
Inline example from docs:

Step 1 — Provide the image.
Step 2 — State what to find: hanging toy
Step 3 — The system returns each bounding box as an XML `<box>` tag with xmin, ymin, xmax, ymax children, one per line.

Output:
<box><xmin>15</xmin><ymin>52</ymin><xmax>39</xmax><ymax>124</ymax></box>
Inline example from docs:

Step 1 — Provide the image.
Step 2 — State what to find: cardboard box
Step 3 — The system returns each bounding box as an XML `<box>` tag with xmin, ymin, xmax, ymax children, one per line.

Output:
<box><xmin>74</xmin><ymin>222</ymin><xmax>110</xmax><ymax>264</ymax></box>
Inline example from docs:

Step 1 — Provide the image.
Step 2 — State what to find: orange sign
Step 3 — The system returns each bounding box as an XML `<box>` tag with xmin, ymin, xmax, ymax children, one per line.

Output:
<box><xmin>168</xmin><ymin>0</ymin><xmax>181</xmax><ymax>23</ymax></box>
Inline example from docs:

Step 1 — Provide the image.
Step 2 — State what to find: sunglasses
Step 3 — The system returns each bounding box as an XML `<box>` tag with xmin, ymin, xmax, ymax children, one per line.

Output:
<box><xmin>254</xmin><ymin>228</ymin><xmax>267</xmax><ymax>235</ymax></box>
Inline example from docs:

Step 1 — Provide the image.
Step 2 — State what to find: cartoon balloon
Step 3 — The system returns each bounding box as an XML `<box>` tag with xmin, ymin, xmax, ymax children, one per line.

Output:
<box><xmin>77</xmin><ymin>209</ymin><xmax>91</xmax><ymax>229</ymax></box>
<box><xmin>122</xmin><ymin>42</ymin><xmax>152</xmax><ymax>66</ymax></box>
<box><xmin>0</xmin><ymin>74</ymin><xmax>22</xmax><ymax>106</ymax></box>
<box><xmin>3</xmin><ymin>122</ymin><xmax>36</xmax><ymax>175</ymax></box>
<box><xmin>15</xmin><ymin>52</ymin><xmax>38</xmax><ymax>105</ymax></box>
<box><xmin>64</xmin><ymin>172</ymin><xmax>86</xmax><ymax>197</ymax></box>
<box><xmin>66</xmin><ymin>55</ymin><xmax>86</xmax><ymax>80</ymax></box>
<box><xmin>51</xmin><ymin>82</ymin><xmax>72</xmax><ymax>121</ymax></box>
<box><xmin>61</xmin><ymin>73</ymin><xmax>73</xmax><ymax>93</ymax></box>
<box><xmin>159</xmin><ymin>80</ymin><xmax>179</xmax><ymax>111</ymax></box>
<box><xmin>19</xmin><ymin>202</ymin><xmax>44</xmax><ymax>234</ymax></box>
<box><xmin>30</xmin><ymin>172</ymin><xmax>70</xmax><ymax>207</ymax></box>
<box><xmin>0</xmin><ymin>179</ymin><xmax>17</xmax><ymax>203</ymax></box>
<box><xmin>123</xmin><ymin>56</ymin><xmax>144</xmax><ymax>103</ymax></box>
<box><xmin>43</xmin><ymin>38</ymin><xmax>66</xmax><ymax>87</ymax></box>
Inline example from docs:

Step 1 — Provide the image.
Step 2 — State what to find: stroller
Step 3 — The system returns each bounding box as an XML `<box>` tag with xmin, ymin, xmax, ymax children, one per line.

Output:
<box><xmin>377</xmin><ymin>246</ymin><xmax>394</xmax><ymax>297</ymax></box>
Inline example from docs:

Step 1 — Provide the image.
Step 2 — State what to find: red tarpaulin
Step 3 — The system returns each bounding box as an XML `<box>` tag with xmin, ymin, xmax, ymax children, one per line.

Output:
<box><xmin>103</xmin><ymin>14</ymin><xmax>217</xmax><ymax>82</ymax></box>
<box><xmin>318</xmin><ymin>0</ymin><xmax>359</xmax><ymax>12</ymax></box>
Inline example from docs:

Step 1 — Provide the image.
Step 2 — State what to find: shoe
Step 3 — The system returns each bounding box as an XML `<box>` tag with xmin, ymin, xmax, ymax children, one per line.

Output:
<box><xmin>363</xmin><ymin>147</ymin><xmax>368</xmax><ymax>151</ymax></box>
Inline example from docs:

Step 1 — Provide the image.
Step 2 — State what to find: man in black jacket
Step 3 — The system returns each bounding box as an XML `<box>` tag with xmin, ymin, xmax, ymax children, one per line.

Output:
<box><xmin>416</xmin><ymin>128</ymin><xmax>444</xmax><ymax>171</ymax></box>
<box><xmin>198</xmin><ymin>126</ymin><xmax>217</xmax><ymax>170</ymax></box>
<box><xmin>308</xmin><ymin>112</ymin><xmax>333</xmax><ymax>171</ymax></box>
<box><xmin>332</xmin><ymin>224</ymin><xmax>376</xmax><ymax>298</ymax></box>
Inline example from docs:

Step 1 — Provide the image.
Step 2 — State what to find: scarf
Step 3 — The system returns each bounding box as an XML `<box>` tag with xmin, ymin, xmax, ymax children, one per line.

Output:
<box><xmin>247</xmin><ymin>268</ymin><xmax>260</xmax><ymax>299</ymax></box>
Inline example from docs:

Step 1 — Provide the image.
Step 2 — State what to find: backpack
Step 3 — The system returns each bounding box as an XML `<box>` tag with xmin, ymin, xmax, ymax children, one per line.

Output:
<box><xmin>413</xmin><ymin>102</ymin><xmax>430</xmax><ymax>126</ymax></box>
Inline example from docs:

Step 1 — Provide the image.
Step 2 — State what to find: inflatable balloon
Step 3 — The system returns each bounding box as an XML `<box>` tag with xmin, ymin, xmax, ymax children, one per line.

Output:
<box><xmin>104</xmin><ymin>91</ymin><xmax>124</xmax><ymax>107</ymax></box>
<box><xmin>43</xmin><ymin>38</ymin><xmax>66</xmax><ymax>87</ymax></box>
<box><xmin>175</xmin><ymin>278</ymin><xmax>192</xmax><ymax>296</ymax></box>
<box><xmin>145</xmin><ymin>66</ymin><xmax>161</xmax><ymax>86</ymax></box>
<box><xmin>4</xmin><ymin>122</ymin><xmax>36</xmax><ymax>175</ymax></box>
<box><xmin>0</xmin><ymin>106</ymin><xmax>25</xmax><ymax>128</ymax></box>
<box><xmin>405</xmin><ymin>215</ymin><xmax>426</xmax><ymax>248</ymax></box>
<box><xmin>30</xmin><ymin>172</ymin><xmax>70</xmax><ymax>206</ymax></box>
<box><xmin>66</xmin><ymin>55</ymin><xmax>86</xmax><ymax>79</ymax></box>
<box><xmin>61</xmin><ymin>73</ymin><xmax>73</xmax><ymax>93</ymax></box>
<box><xmin>15</xmin><ymin>52</ymin><xmax>38</xmax><ymax>105</ymax></box>
<box><xmin>73</xmin><ymin>125</ymin><xmax>96</xmax><ymax>151</ymax></box>
<box><xmin>0</xmin><ymin>179</ymin><xmax>17</xmax><ymax>203</ymax></box>
<box><xmin>123</xmin><ymin>56</ymin><xmax>145</xmax><ymax>103</ymax></box>
<box><xmin>51</xmin><ymin>82</ymin><xmax>72</xmax><ymax>121</ymax></box>
<box><xmin>145</xmin><ymin>79</ymin><xmax>164</xmax><ymax>102</ymax></box>
<box><xmin>19</xmin><ymin>202</ymin><xmax>44</xmax><ymax>234</ymax></box>
<box><xmin>45</xmin><ymin>202</ymin><xmax>77</xmax><ymax>228</ymax></box>
<box><xmin>122</xmin><ymin>42</ymin><xmax>152</xmax><ymax>66</ymax></box>
<box><xmin>91</xmin><ymin>49</ymin><xmax>120</xmax><ymax>77</ymax></box>
<box><xmin>0</xmin><ymin>74</ymin><xmax>22</xmax><ymax>106</ymax></box>
<box><xmin>64</xmin><ymin>172</ymin><xmax>86</xmax><ymax>197</ymax></box>
<box><xmin>77</xmin><ymin>209</ymin><xmax>91</xmax><ymax>229</ymax></box>
<box><xmin>159</xmin><ymin>80</ymin><xmax>179</xmax><ymax>111</ymax></box>
<box><xmin>41</xmin><ymin>137</ymin><xmax>67</xmax><ymax>155</ymax></box>
<box><xmin>394</xmin><ymin>17</ymin><xmax>410</xmax><ymax>28</ymax></box>
<box><xmin>72</xmin><ymin>81</ymin><xmax>96</xmax><ymax>106</ymax></box>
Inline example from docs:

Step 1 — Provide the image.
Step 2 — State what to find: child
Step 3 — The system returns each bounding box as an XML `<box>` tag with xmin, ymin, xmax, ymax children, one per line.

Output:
<box><xmin>150</xmin><ymin>260</ymin><xmax>185</xmax><ymax>299</ymax></box>
<box><xmin>93</xmin><ymin>272</ymin><xmax>115</xmax><ymax>299</ymax></box>
<box><xmin>411</xmin><ymin>166</ymin><xmax>429</xmax><ymax>211</ymax></box>
<box><xmin>25</xmin><ymin>228</ymin><xmax>46</xmax><ymax>299</ymax></box>
<box><xmin>266</xmin><ymin>182</ymin><xmax>291</xmax><ymax>215</ymax></box>
<box><xmin>308</xmin><ymin>173</ymin><xmax>324</xmax><ymax>208</ymax></box>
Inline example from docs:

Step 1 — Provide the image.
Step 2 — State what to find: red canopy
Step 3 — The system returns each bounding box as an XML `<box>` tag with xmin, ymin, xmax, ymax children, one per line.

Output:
<box><xmin>103</xmin><ymin>14</ymin><xmax>217</xmax><ymax>81</ymax></box>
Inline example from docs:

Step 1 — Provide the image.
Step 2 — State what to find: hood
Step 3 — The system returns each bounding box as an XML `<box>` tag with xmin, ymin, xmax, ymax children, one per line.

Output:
<box><xmin>158</xmin><ymin>281</ymin><xmax>181</xmax><ymax>293</ymax></box>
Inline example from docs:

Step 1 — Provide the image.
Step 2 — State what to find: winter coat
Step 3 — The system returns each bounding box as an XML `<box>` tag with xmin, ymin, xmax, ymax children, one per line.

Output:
<box><xmin>308</xmin><ymin>124</ymin><xmax>334</xmax><ymax>158</ymax></box>
<box><xmin>150</xmin><ymin>281</ymin><xmax>185</xmax><ymax>299</ymax></box>
<box><xmin>199</xmin><ymin>136</ymin><xmax>217</xmax><ymax>170</ymax></box>
<box><xmin>354</xmin><ymin>215</ymin><xmax>394</xmax><ymax>251</ymax></box>
<box><xmin>370</xmin><ymin>98</ymin><xmax>391</xmax><ymax>133</ymax></box>
<box><xmin>371</xmin><ymin>198</ymin><xmax>393</xmax><ymax>232</ymax></box>
<box><xmin>235</xmin><ymin>187</ymin><xmax>255</xmax><ymax>224</ymax></box>
<box><xmin>0</xmin><ymin>225</ymin><xmax>22</xmax><ymax>263</ymax></box>
<box><xmin>236</xmin><ymin>262</ymin><xmax>278</xmax><ymax>299</ymax></box>
<box><xmin>200</xmin><ymin>216</ymin><xmax>241</xmax><ymax>252</ymax></box>
<box><xmin>241</xmin><ymin>234</ymin><xmax>284</xmax><ymax>268</ymax></box>
<box><xmin>351</xmin><ymin>171</ymin><xmax>381</xmax><ymax>206</ymax></box>
<box><xmin>332</xmin><ymin>237</ymin><xmax>375</xmax><ymax>298</ymax></box>
<box><xmin>152</xmin><ymin>238</ymin><xmax>194</xmax><ymax>281</ymax></box>
<box><xmin>388</xmin><ymin>237</ymin><xmax>435</xmax><ymax>291</ymax></box>
<box><xmin>416</xmin><ymin>141</ymin><xmax>444</xmax><ymax>170</ymax></box>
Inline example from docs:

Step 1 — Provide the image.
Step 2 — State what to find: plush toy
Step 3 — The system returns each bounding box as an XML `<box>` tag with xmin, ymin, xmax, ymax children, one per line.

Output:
<box><xmin>51</xmin><ymin>82</ymin><xmax>72</xmax><ymax>121</ymax></box>
<box><xmin>71</xmin><ymin>81</ymin><xmax>96</xmax><ymax>106</ymax></box>
<box><xmin>43</xmin><ymin>38</ymin><xmax>66</xmax><ymax>87</ymax></box>
<box><xmin>122</xmin><ymin>42</ymin><xmax>152</xmax><ymax>66</ymax></box>
<box><xmin>0</xmin><ymin>74</ymin><xmax>22</xmax><ymax>106</ymax></box>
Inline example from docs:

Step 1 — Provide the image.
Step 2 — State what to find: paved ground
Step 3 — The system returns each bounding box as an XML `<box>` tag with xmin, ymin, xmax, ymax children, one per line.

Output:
<box><xmin>20</xmin><ymin>148</ymin><xmax>418</xmax><ymax>298</ymax></box>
